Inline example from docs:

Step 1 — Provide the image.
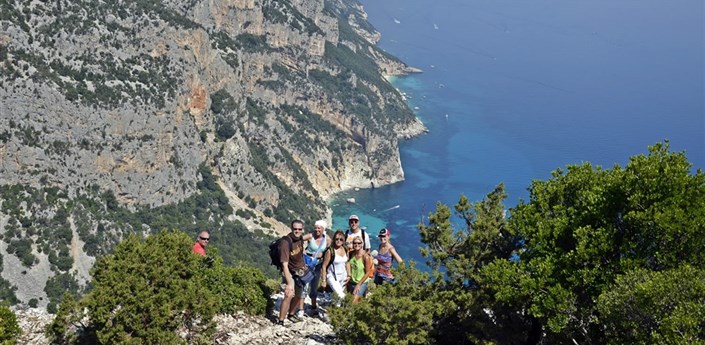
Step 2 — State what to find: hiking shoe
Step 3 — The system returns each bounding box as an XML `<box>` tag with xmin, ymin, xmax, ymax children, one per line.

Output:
<box><xmin>308</xmin><ymin>308</ymin><xmax>320</xmax><ymax>317</ymax></box>
<box><xmin>275</xmin><ymin>319</ymin><xmax>285</xmax><ymax>326</ymax></box>
<box><xmin>287</xmin><ymin>314</ymin><xmax>303</xmax><ymax>323</ymax></box>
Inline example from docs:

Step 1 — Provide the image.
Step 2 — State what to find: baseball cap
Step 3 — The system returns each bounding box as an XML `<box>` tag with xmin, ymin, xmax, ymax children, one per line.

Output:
<box><xmin>378</xmin><ymin>228</ymin><xmax>390</xmax><ymax>237</ymax></box>
<box><xmin>348</xmin><ymin>214</ymin><xmax>359</xmax><ymax>221</ymax></box>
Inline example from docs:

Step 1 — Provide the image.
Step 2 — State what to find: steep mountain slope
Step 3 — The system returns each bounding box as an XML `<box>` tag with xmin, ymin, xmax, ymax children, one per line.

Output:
<box><xmin>0</xmin><ymin>0</ymin><xmax>424</xmax><ymax>308</ymax></box>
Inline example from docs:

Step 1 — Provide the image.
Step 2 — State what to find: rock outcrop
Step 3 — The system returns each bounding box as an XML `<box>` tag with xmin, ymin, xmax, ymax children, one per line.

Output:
<box><xmin>12</xmin><ymin>293</ymin><xmax>338</xmax><ymax>345</ymax></box>
<box><xmin>0</xmin><ymin>0</ymin><xmax>426</xmax><ymax>307</ymax></box>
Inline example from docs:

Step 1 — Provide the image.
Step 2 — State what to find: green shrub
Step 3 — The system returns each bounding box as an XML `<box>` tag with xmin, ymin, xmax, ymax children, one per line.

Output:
<box><xmin>235</xmin><ymin>209</ymin><xmax>251</xmax><ymax>219</ymax></box>
<box><xmin>45</xmin><ymin>293</ymin><xmax>88</xmax><ymax>345</ymax></box>
<box><xmin>6</xmin><ymin>238</ymin><xmax>35</xmax><ymax>267</ymax></box>
<box><xmin>48</xmin><ymin>230</ymin><xmax>278</xmax><ymax>343</ymax></box>
<box><xmin>210</xmin><ymin>89</ymin><xmax>236</xmax><ymax>115</ymax></box>
<box><xmin>215</xmin><ymin>119</ymin><xmax>236</xmax><ymax>141</ymax></box>
<box><xmin>203</xmin><ymin>263</ymin><xmax>272</xmax><ymax>315</ymax></box>
<box><xmin>235</xmin><ymin>33</ymin><xmax>269</xmax><ymax>53</ymax></box>
<box><xmin>83</xmin><ymin>231</ymin><xmax>219</xmax><ymax>344</ymax></box>
<box><xmin>0</xmin><ymin>305</ymin><xmax>21</xmax><ymax>344</ymax></box>
<box><xmin>598</xmin><ymin>265</ymin><xmax>705</xmax><ymax>344</ymax></box>
<box><xmin>329</xmin><ymin>263</ymin><xmax>445</xmax><ymax>345</ymax></box>
<box><xmin>0</xmin><ymin>278</ymin><xmax>18</xmax><ymax>306</ymax></box>
<box><xmin>44</xmin><ymin>273</ymin><xmax>80</xmax><ymax>314</ymax></box>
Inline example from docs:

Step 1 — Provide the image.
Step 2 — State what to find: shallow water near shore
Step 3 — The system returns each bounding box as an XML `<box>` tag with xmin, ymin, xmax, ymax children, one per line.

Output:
<box><xmin>330</xmin><ymin>0</ymin><xmax>705</xmax><ymax>267</ymax></box>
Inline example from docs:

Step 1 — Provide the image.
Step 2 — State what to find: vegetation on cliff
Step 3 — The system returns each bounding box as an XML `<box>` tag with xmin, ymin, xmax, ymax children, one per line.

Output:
<box><xmin>0</xmin><ymin>3</ymin><xmax>425</xmax><ymax>309</ymax></box>
<box><xmin>46</xmin><ymin>230</ymin><xmax>273</xmax><ymax>344</ymax></box>
<box><xmin>0</xmin><ymin>305</ymin><xmax>21</xmax><ymax>344</ymax></box>
<box><xmin>0</xmin><ymin>0</ymin><xmax>420</xmax><ymax>218</ymax></box>
<box><xmin>3</xmin><ymin>0</ymin><xmax>700</xmax><ymax>342</ymax></box>
<box><xmin>0</xmin><ymin>164</ymin><xmax>281</xmax><ymax>312</ymax></box>
<box><xmin>329</xmin><ymin>142</ymin><xmax>705</xmax><ymax>344</ymax></box>
<box><xmin>0</xmin><ymin>142</ymin><xmax>696</xmax><ymax>344</ymax></box>
<box><xmin>1</xmin><ymin>0</ymin><xmax>434</xmax><ymax>308</ymax></box>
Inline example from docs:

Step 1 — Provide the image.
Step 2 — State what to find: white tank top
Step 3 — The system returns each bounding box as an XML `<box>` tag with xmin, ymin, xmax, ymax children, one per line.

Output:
<box><xmin>329</xmin><ymin>250</ymin><xmax>348</xmax><ymax>282</ymax></box>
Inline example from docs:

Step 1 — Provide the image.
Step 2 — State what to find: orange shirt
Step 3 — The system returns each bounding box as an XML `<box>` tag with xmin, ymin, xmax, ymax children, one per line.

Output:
<box><xmin>192</xmin><ymin>242</ymin><xmax>206</xmax><ymax>256</ymax></box>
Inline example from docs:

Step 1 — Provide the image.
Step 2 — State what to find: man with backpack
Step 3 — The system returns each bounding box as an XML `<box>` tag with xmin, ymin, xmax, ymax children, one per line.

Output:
<box><xmin>275</xmin><ymin>219</ymin><xmax>306</xmax><ymax>326</ymax></box>
<box><xmin>345</xmin><ymin>214</ymin><xmax>370</xmax><ymax>253</ymax></box>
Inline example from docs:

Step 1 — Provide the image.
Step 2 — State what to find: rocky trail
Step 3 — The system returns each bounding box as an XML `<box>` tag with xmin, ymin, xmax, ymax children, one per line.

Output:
<box><xmin>13</xmin><ymin>292</ymin><xmax>337</xmax><ymax>345</ymax></box>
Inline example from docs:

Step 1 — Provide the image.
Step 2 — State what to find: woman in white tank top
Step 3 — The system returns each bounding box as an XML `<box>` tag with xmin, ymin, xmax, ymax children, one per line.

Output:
<box><xmin>321</xmin><ymin>230</ymin><xmax>350</xmax><ymax>301</ymax></box>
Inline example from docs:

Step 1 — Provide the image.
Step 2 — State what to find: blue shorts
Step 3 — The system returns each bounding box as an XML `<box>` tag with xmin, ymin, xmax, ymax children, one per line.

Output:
<box><xmin>307</xmin><ymin>263</ymin><xmax>323</xmax><ymax>299</ymax></box>
<box><xmin>347</xmin><ymin>280</ymin><xmax>369</xmax><ymax>296</ymax></box>
<box><xmin>374</xmin><ymin>274</ymin><xmax>396</xmax><ymax>285</ymax></box>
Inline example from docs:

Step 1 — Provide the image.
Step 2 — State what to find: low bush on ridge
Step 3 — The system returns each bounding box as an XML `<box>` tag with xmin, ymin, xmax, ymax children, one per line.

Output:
<box><xmin>0</xmin><ymin>305</ymin><xmax>21</xmax><ymax>344</ymax></box>
<box><xmin>46</xmin><ymin>230</ymin><xmax>272</xmax><ymax>344</ymax></box>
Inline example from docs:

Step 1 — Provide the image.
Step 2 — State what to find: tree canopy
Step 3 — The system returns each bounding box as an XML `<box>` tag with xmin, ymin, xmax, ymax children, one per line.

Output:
<box><xmin>0</xmin><ymin>305</ymin><xmax>21</xmax><ymax>344</ymax></box>
<box><xmin>47</xmin><ymin>230</ymin><xmax>273</xmax><ymax>344</ymax></box>
<box><xmin>41</xmin><ymin>142</ymin><xmax>704</xmax><ymax>344</ymax></box>
<box><xmin>483</xmin><ymin>142</ymin><xmax>705</xmax><ymax>343</ymax></box>
<box><xmin>329</xmin><ymin>142</ymin><xmax>705</xmax><ymax>344</ymax></box>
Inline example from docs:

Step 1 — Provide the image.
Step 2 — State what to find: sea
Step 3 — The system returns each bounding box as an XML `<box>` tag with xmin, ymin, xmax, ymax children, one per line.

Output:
<box><xmin>330</xmin><ymin>0</ymin><xmax>705</xmax><ymax>267</ymax></box>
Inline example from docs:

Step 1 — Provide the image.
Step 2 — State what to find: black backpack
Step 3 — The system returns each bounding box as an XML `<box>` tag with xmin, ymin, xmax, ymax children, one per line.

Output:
<box><xmin>269</xmin><ymin>236</ymin><xmax>293</xmax><ymax>270</ymax></box>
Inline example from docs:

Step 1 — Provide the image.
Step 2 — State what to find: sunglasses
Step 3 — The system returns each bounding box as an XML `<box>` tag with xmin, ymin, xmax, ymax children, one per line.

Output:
<box><xmin>353</xmin><ymin>242</ymin><xmax>362</xmax><ymax>245</ymax></box>
<box><xmin>335</xmin><ymin>238</ymin><xmax>345</xmax><ymax>242</ymax></box>
<box><xmin>292</xmin><ymin>227</ymin><xmax>303</xmax><ymax>231</ymax></box>
<box><xmin>199</xmin><ymin>237</ymin><xmax>210</xmax><ymax>241</ymax></box>
<box><xmin>349</xmin><ymin>220</ymin><xmax>358</xmax><ymax>223</ymax></box>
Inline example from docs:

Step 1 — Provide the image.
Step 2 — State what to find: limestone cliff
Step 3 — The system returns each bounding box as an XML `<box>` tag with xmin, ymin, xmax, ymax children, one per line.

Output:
<box><xmin>0</xmin><ymin>0</ymin><xmax>426</xmax><ymax>307</ymax></box>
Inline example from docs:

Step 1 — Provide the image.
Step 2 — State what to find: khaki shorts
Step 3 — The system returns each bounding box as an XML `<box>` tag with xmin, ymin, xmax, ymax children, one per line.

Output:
<box><xmin>281</xmin><ymin>274</ymin><xmax>305</xmax><ymax>298</ymax></box>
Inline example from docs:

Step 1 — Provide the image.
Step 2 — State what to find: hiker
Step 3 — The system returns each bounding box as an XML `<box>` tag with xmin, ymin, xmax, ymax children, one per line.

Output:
<box><xmin>321</xmin><ymin>230</ymin><xmax>350</xmax><ymax>302</ymax></box>
<box><xmin>276</xmin><ymin>220</ymin><xmax>307</xmax><ymax>325</ymax></box>
<box><xmin>345</xmin><ymin>214</ymin><xmax>370</xmax><ymax>253</ymax></box>
<box><xmin>346</xmin><ymin>237</ymin><xmax>374</xmax><ymax>303</ymax></box>
<box><xmin>374</xmin><ymin>228</ymin><xmax>403</xmax><ymax>284</ymax></box>
<box><xmin>192</xmin><ymin>230</ymin><xmax>209</xmax><ymax>256</ymax></box>
<box><xmin>299</xmin><ymin>220</ymin><xmax>331</xmax><ymax>317</ymax></box>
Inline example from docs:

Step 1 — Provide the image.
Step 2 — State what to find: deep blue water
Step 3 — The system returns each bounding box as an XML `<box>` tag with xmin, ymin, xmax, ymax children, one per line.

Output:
<box><xmin>331</xmin><ymin>0</ymin><xmax>705</xmax><ymax>266</ymax></box>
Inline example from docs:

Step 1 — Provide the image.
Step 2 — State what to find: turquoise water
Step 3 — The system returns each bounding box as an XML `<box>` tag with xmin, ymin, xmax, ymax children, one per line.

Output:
<box><xmin>331</xmin><ymin>0</ymin><xmax>705</xmax><ymax>266</ymax></box>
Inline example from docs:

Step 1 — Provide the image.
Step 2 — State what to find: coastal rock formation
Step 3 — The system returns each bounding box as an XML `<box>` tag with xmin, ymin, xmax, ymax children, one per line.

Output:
<box><xmin>0</xmin><ymin>0</ymin><xmax>426</xmax><ymax>307</ymax></box>
<box><xmin>0</xmin><ymin>0</ymin><xmax>424</xmax><ymax>207</ymax></box>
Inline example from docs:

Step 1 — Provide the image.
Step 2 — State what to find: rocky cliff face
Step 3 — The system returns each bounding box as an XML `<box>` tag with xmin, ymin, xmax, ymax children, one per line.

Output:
<box><xmin>0</xmin><ymin>0</ymin><xmax>425</xmax><ymax>307</ymax></box>
<box><xmin>0</xmin><ymin>0</ymin><xmax>424</xmax><ymax>206</ymax></box>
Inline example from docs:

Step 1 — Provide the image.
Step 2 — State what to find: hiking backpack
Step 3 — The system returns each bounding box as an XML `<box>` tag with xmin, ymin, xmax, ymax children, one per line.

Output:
<box><xmin>269</xmin><ymin>236</ymin><xmax>293</xmax><ymax>270</ymax></box>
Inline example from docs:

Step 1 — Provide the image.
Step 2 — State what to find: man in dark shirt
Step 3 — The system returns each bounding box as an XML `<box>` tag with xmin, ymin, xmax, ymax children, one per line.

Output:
<box><xmin>277</xmin><ymin>220</ymin><xmax>306</xmax><ymax>325</ymax></box>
